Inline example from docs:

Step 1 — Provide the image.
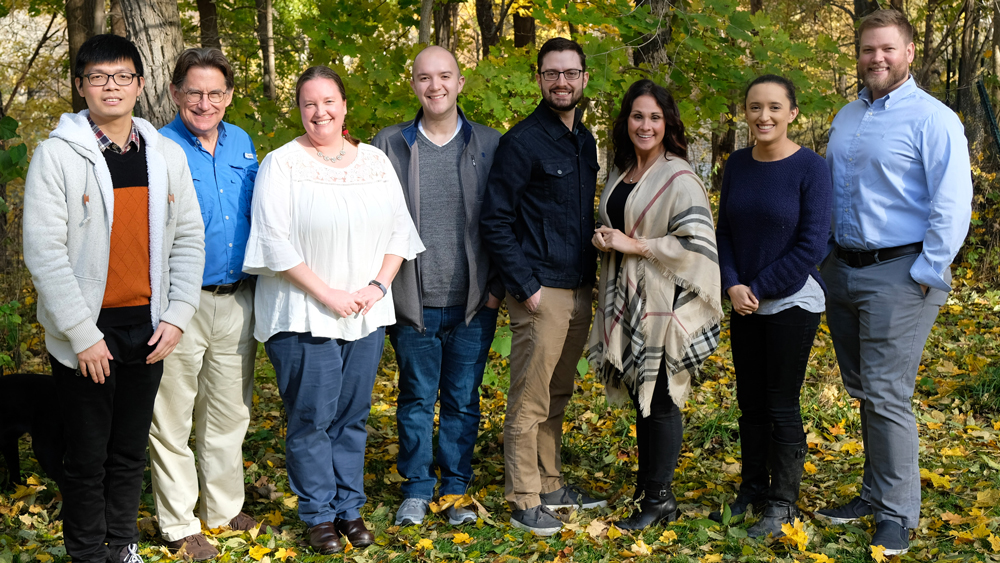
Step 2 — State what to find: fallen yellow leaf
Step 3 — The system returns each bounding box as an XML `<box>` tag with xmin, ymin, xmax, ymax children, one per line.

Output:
<box><xmin>265</xmin><ymin>509</ymin><xmax>283</xmax><ymax>527</ymax></box>
<box><xmin>273</xmin><ymin>547</ymin><xmax>296</xmax><ymax>562</ymax></box>
<box><xmin>452</xmin><ymin>532</ymin><xmax>473</xmax><ymax>544</ymax></box>
<box><xmin>630</xmin><ymin>539</ymin><xmax>651</xmax><ymax>555</ymax></box>
<box><xmin>870</xmin><ymin>544</ymin><xmax>887</xmax><ymax>563</ymax></box>
<box><xmin>779</xmin><ymin>518</ymin><xmax>808</xmax><ymax>550</ymax></box>
<box><xmin>658</xmin><ymin>529</ymin><xmax>677</xmax><ymax>544</ymax></box>
<box><xmin>973</xmin><ymin>522</ymin><xmax>991</xmax><ymax>539</ymax></box>
<box><xmin>35</xmin><ymin>554</ymin><xmax>52</xmax><ymax>563</ymax></box>
<box><xmin>927</xmin><ymin>422</ymin><xmax>943</xmax><ymax>429</ymax></box>
<box><xmin>988</xmin><ymin>533</ymin><xmax>1000</xmax><ymax>551</ymax></box>
<box><xmin>607</xmin><ymin>524</ymin><xmax>622</xmax><ymax>540</ymax></box>
<box><xmin>803</xmin><ymin>461</ymin><xmax>817</xmax><ymax>474</ymax></box>
<box><xmin>701</xmin><ymin>554</ymin><xmax>723</xmax><ymax>563</ymax></box>
<box><xmin>248</xmin><ymin>545</ymin><xmax>271</xmax><ymax>561</ymax></box>
<box><xmin>417</xmin><ymin>538</ymin><xmax>433</xmax><ymax>550</ymax></box>
<box><xmin>807</xmin><ymin>554</ymin><xmax>834</xmax><ymax>563</ymax></box>
<box><xmin>976</xmin><ymin>489</ymin><xmax>1000</xmax><ymax>506</ymax></box>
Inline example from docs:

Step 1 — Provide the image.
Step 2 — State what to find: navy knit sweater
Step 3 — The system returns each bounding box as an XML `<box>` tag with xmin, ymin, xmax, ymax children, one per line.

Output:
<box><xmin>716</xmin><ymin>146</ymin><xmax>833</xmax><ymax>300</ymax></box>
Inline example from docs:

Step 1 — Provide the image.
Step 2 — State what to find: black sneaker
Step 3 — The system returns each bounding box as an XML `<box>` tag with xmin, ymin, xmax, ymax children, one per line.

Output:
<box><xmin>870</xmin><ymin>520</ymin><xmax>909</xmax><ymax>556</ymax></box>
<box><xmin>115</xmin><ymin>544</ymin><xmax>143</xmax><ymax>563</ymax></box>
<box><xmin>540</xmin><ymin>484</ymin><xmax>608</xmax><ymax>510</ymax></box>
<box><xmin>816</xmin><ymin>496</ymin><xmax>873</xmax><ymax>524</ymax></box>
<box><xmin>510</xmin><ymin>505</ymin><xmax>563</xmax><ymax>536</ymax></box>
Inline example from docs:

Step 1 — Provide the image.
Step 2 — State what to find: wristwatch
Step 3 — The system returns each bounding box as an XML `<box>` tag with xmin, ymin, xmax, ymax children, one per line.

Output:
<box><xmin>369</xmin><ymin>279</ymin><xmax>387</xmax><ymax>297</ymax></box>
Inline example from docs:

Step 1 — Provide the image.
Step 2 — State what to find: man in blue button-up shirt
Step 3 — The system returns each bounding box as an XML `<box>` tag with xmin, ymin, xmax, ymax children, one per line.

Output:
<box><xmin>818</xmin><ymin>10</ymin><xmax>972</xmax><ymax>556</ymax></box>
<box><xmin>149</xmin><ymin>48</ymin><xmax>262</xmax><ymax>560</ymax></box>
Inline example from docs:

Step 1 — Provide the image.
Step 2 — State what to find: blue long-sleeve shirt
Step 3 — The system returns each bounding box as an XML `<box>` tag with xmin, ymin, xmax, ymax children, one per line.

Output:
<box><xmin>161</xmin><ymin>116</ymin><xmax>258</xmax><ymax>286</ymax></box>
<box><xmin>826</xmin><ymin>76</ymin><xmax>972</xmax><ymax>292</ymax></box>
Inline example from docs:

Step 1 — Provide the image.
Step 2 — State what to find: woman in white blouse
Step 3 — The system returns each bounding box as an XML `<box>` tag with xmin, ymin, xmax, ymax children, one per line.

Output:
<box><xmin>243</xmin><ymin>66</ymin><xmax>423</xmax><ymax>554</ymax></box>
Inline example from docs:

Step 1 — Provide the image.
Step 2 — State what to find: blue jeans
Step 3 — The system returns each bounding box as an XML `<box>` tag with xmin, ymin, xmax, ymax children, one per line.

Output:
<box><xmin>264</xmin><ymin>329</ymin><xmax>384</xmax><ymax>526</ymax></box>
<box><xmin>389</xmin><ymin>305</ymin><xmax>498</xmax><ymax>499</ymax></box>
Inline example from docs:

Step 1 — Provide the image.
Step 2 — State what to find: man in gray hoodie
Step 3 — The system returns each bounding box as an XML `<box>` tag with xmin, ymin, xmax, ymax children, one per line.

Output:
<box><xmin>22</xmin><ymin>35</ymin><xmax>204</xmax><ymax>563</ymax></box>
<box><xmin>372</xmin><ymin>46</ymin><xmax>502</xmax><ymax>528</ymax></box>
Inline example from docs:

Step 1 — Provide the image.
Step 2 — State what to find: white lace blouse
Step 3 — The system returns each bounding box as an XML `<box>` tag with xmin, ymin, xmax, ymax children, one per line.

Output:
<box><xmin>244</xmin><ymin>141</ymin><xmax>424</xmax><ymax>342</ymax></box>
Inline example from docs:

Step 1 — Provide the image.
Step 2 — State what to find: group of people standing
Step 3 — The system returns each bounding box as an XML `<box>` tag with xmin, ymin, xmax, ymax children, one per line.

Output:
<box><xmin>21</xmin><ymin>7</ymin><xmax>970</xmax><ymax>563</ymax></box>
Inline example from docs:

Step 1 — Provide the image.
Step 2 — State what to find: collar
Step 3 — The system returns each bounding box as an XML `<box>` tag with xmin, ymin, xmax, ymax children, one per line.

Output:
<box><xmin>402</xmin><ymin>107</ymin><xmax>473</xmax><ymax>147</ymax></box>
<box><xmin>168</xmin><ymin>114</ymin><xmax>228</xmax><ymax>149</ymax></box>
<box><xmin>534</xmin><ymin>101</ymin><xmax>582</xmax><ymax>141</ymax></box>
<box><xmin>417</xmin><ymin>114</ymin><xmax>462</xmax><ymax>146</ymax></box>
<box><xmin>88</xmin><ymin>115</ymin><xmax>140</xmax><ymax>154</ymax></box>
<box><xmin>859</xmin><ymin>75</ymin><xmax>917</xmax><ymax>109</ymax></box>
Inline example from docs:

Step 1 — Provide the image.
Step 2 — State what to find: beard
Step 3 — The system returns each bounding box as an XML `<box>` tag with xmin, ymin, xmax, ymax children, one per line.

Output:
<box><xmin>859</xmin><ymin>60</ymin><xmax>909</xmax><ymax>95</ymax></box>
<box><xmin>542</xmin><ymin>87</ymin><xmax>584</xmax><ymax>112</ymax></box>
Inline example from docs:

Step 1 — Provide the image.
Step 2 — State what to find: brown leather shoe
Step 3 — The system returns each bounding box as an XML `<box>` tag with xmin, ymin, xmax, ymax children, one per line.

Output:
<box><xmin>307</xmin><ymin>522</ymin><xmax>342</xmax><ymax>554</ymax></box>
<box><xmin>334</xmin><ymin>517</ymin><xmax>374</xmax><ymax>548</ymax></box>
<box><xmin>163</xmin><ymin>533</ymin><xmax>220</xmax><ymax>561</ymax></box>
<box><xmin>228</xmin><ymin>511</ymin><xmax>275</xmax><ymax>535</ymax></box>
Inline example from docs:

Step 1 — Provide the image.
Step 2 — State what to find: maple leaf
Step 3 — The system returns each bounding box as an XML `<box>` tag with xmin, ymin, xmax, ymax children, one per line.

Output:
<box><xmin>803</xmin><ymin>461</ymin><xmax>818</xmax><ymax>474</ymax></box>
<box><xmin>975</xmin><ymin>489</ymin><xmax>1000</xmax><ymax>507</ymax></box>
<box><xmin>607</xmin><ymin>524</ymin><xmax>622</xmax><ymax>540</ymax></box>
<box><xmin>828</xmin><ymin>419</ymin><xmax>846</xmax><ymax>435</ymax></box>
<box><xmin>658</xmin><ymin>529</ymin><xmax>678</xmax><ymax>544</ymax></box>
<box><xmin>807</xmin><ymin>554</ymin><xmax>834</xmax><ymax>563</ymax></box>
<box><xmin>273</xmin><ymin>548</ymin><xmax>296</xmax><ymax>562</ymax></box>
<box><xmin>940</xmin><ymin>511</ymin><xmax>966</xmax><ymax>525</ymax></box>
<box><xmin>35</xmin><ymin>554</ymin><xmax>52</xmax><ymax>563</ymax></box>
<box><xmin>265</xmin><ymin>509</ymin><xmax>283</xmax><ymax>527</ymax></box>
<box><xmin>779</xmin><ymin>518</ymin><xmax>808</xmax><ymax>550</ymax></box>
<box><xmin>417</xmin><ymin>538</ymin><xmax>433</xmax><ymax>550</ymax></box>
<box><xmin>586</xmin><ymin>519</ymin><xmax>609</xmax><ymax>539</ymax></box>
<box><xmin>248</xmin><ymin>545</ymin><xmax>271</xmax><ymax>561</ymax></box>
<box><xmin>701</xmin><ymin>554</ymin><xmax>723</xmax><ymax>563</ymax></box>
<box><xmin>988</xmin><ymin>533</ymin><xmax>1000</xmax><ymax>552</ymax></box>
<box><xmin>630</xmin><ymin>539</ymin><xmax>651</xmax><ymax>555</ymax></box>
<box><xmin>870</xmin><ymin>544</ymin><xmax>887</xmax><ymax>563</ymax></box>
<box><xmin>452</xmin><ymin>532</ymin><xmax>473</xmax><ymax>544</ymax></box>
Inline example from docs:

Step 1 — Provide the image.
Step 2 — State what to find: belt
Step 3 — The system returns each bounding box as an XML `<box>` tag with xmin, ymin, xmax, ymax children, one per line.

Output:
<box><xmin>202</xmin><ymin>279</ymin><xmax>246</xmax><ymax>295</ymax></box>
<box><xmin>835</xmin><ymin>242</ymin><xmax>923</xmax><ymax>268</ymax></box>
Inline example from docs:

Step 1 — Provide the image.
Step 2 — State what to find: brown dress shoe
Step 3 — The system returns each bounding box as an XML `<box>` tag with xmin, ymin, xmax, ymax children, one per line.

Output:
<box><xmin>334</xmin><ymin>517</ymin><xmax>374</xmax><ymax>548</ymax></box>
<box><xmin>229</xmin><ymin>512</ymin><xmax>275</xmax><ymax>535</ymax></box>
<box><xmin>163</xmin><ymin>533</ymin><xmax>220</xmax><ymax>561</ymax></box>
<box><xmin>307</xmin><ymin>522</ymin><xmax>342</xmax><ymax>554</ymax></box>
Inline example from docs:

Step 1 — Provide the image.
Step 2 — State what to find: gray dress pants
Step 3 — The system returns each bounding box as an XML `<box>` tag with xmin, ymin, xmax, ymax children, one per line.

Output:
<box><xmin>820</xmin><ymin>252</ymin><xmax>946</xmax><ymax>529</ymax></box>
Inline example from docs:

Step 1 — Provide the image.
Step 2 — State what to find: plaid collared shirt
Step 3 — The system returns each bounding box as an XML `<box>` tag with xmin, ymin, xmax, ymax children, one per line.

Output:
<box><xmin>87</xmin><ymin>115</ymin><xmax>140</xmax><ymax>154</ymax></box>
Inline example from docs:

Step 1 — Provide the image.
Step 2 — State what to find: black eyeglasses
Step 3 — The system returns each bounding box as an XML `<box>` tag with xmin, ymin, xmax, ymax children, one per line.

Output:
<box><xmin>82</xmin><ymin>72</ymin><xmax>138</xmax><ymax>86</ymax></box>
<box><xmin>540</xmin><ymin>69</ymin><xmax>583</xmax><ymax>81</ymax></box>
<box><xmin>182</xmin><ymin>90</ymin><xmax>227</xmax><ymax>103</ymax></box>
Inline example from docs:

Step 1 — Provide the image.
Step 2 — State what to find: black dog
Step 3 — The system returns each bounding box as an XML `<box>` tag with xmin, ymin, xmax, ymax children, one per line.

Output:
<box><xmin>0</xmin><ymin>373</ymin><xmax>65</xmax><ymax>491</ymax></box>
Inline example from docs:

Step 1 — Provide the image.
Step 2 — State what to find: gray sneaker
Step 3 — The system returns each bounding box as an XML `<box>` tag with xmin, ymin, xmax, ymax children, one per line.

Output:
<box><xmin>540</xmin><ymin>484</ymin><xmax>608</xmax><ymax>510</ymax></box>
<box><xmin>816</xmin><ymin>496</ymin><xmax>873</xmax><ymax>524</ymax></box>
<box><xmin>445</xmin><ymin>504</ymin><xmax>477</xmax><ymax>525</ymax></box>
<box><xmin>510</xmin><ymin>505</ymin><xmax>563</xmax><ymax>536</ymax></box>
<box><xmin>116</xmin><ymin>544</ymin><xmax>143</xmax><ymax>563</ymax></box>
<box><xmin>395</xmin><ymin>497</ymin><xmax>430</xmax><ymax>526</ymax></box>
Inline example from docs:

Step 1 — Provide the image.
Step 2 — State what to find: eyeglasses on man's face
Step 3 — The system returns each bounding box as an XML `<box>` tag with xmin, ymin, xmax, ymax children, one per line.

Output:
<box><xmin>540</xmin><ymin>69</ymin><xmax>583</xmax><ymax>81</ymax></box>
<box><xmin>182</xmin><ymin>89</ymin><xmax>228</xmax><ymax>104</ymax></box>
<box><xmin>82</xmin><ymin>72</ymin><xmax>139</xmax><ymax>86</ymax></box>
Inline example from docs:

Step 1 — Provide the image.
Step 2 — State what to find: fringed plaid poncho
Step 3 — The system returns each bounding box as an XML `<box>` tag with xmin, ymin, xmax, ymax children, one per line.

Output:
<box><xmin>587</xmin><ymin>155</ymin><xmax>723</xmax><ymax>417</ymax></box>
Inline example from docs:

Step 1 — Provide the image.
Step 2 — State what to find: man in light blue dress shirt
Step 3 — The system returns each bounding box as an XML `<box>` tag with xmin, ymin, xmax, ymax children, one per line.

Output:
<box><xmin>818</xmin><ymin>10</ymin><xmax>972</xmax><ymax>556</ymax></box>
<box><xmin>149</xmin><ymin>48</ymin><xmax>263</xmax><ymax>560</ymax></box>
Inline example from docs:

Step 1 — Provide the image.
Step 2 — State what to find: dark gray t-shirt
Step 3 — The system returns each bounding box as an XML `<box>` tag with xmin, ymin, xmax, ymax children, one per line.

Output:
<box><xmin>417</xmin><ymin>131</ymin><xmax>469</xmax><ymax>307</ymax></box>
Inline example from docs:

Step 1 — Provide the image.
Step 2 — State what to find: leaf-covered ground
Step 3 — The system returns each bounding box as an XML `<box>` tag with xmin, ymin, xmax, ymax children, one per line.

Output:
<box><xmin>2</xmin><ymin>287</ymin><xmax>1000</xmax><ymax>563</ymax></box>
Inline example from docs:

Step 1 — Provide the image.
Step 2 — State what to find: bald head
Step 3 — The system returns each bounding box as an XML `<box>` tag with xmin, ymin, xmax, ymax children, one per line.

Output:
<box><xmin>411</xmin><ymin>46</ymin><xmax>465</xmax><ymax>121</ymax></box>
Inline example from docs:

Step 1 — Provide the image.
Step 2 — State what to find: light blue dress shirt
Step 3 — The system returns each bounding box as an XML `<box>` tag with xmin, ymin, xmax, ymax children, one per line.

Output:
<box><xmin>161</xmin><ymin>115</ymin><xmax>259</xmax><ymax>286</ymax></box>
<box><xmin>826</xmin><ymin>76</ymin><xmax>972</xmax><ymax>292</ymax></box>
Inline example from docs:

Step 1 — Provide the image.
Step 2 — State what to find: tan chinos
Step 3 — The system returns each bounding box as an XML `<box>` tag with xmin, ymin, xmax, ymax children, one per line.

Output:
<box><xmin>149</xmin><ymin>284</ymin><xmax>256</xmax><ymax>541</ymax></box>
<box><xmin>504</xmin><ymin>285</ymin><xmax>593</xmax><ymax>510</ymax></box>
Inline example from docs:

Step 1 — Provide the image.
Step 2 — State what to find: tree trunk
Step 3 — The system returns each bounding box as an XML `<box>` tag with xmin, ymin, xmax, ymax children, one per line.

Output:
<box><xmin>67</xmin><ymin>0</ymin><xmax>107</xmax><ymax>112</ymax></box>
<box><xmin>434</xmin><ymin>2</ymin><xmax>459</xmax><ymax>50</ymax></box>
<box><xmin>750</xmin><ymin>0</ymin><xmax>763</xmax><ymax>14</ymax></box>
<box><xmin>197</xmin><ymin>0</ymin><xmax>221</xmax><ymax>49</ymax></box>
<box><xmin>419</xmin><ymin>0</ymin><xmax>434</xmax><ymax>45</ymax></box>
<box><xmin>992</xmin><ymin>0</ymin><xmax>1000</xmax><ymax>105</ymax></box>
<box><xmin>109</xmin><ymin>0</ymin><xmax>127</xmax><ymax>36</ymax></box>
<box><xmin>256</xmin><ymin>0</ymin><xmax>276</xmax><ymax>99</ymax></box>
<box><xmin>475</xmin><ymin>0</ymin><xmax>500</xmax><ymax>58</ymax></box>
<box><xmin>513</xmin><ymin>5</ymin><xmax>535</xmax><ymax>49</ymax></box>
<box><xmin>119</xmin><ymin>0</ymin><xmax>185</xmax><ymax>127</ymax></box>
<box><xmin>853</xmin><ymin>0</ymin><xmax>879</xmax><ymax>60</ymax></box>
<box><xmin>958</xmin><ymin>0</ymin><xmax>979</xmax><ymax>122</ymax></box>
<box><xmin>632</xmin><ymin>0</ymin><xmax>672</xmax><ymax>67</ymax></box>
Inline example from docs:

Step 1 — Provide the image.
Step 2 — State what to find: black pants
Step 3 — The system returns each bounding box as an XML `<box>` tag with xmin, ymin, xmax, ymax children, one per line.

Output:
<box><xmin>52</xmin><ymin>323</ymin><xmax>163</xmax><ymax>563</ymax></box>
<box><xmin>631</xmin><ymin>363</ymin><xmax>683</xmax><ymax>488</ymax></box>
<box><xmin>730</xmin><ymin>306</ymin><xmax>821</xmax><ymax>444</ymax></box>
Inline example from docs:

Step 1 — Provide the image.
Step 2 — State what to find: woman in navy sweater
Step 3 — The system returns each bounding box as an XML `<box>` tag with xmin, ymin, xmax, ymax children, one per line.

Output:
<box><xmin>711</xmin><ymin>75</ymin><xmax>832</xmax><ymax>537</ymax></box>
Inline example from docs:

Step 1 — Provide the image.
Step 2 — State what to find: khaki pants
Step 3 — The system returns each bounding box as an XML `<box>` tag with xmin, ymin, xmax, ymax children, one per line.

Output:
<box><xmin>504</xmin><ymin>285</ymin><xmax>592</xmax><ymax>510</ymax></box>
<box><xmin>149</xmin><ymin>283</ymin><xmax>256</xmax><ymax>540</ymax></box>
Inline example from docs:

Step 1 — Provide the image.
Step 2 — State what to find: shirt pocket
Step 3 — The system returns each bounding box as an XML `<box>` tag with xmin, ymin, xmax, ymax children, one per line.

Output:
<box><xmin>229</xmin><ymin>163</ymin><xmax>255</xmax><ymax>221</ymax></box>
<box><xmin>539</xmin><ymin>159</ymin><xmax>575</xmax><ymax>204</ymax></box>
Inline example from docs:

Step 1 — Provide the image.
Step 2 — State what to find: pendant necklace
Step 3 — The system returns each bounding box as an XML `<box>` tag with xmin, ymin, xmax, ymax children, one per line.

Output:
<box><xmin>316</xmin><ymin>138</ymin><xmax>347</xmax><ymax>163</ymax></box>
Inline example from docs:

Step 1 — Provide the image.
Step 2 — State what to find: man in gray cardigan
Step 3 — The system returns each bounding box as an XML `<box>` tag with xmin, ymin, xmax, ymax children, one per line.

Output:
<box><xmin>373</xmin><ymin>46</ymin><xmax>502</xmax><ymax>527</ymax></box>
<box><xmin>23</xmin><ymin>35</ymin><xmax>204</xmax><ymax>563</ymax></box>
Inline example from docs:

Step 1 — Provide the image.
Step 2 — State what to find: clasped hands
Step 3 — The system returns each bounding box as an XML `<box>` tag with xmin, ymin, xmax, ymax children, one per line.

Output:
<box><xmin>322</xmin><ymin>284</ymin><xmax>385</xmax><ymax>317</ymax></box>
<box><xmin>727</xmin><ymin>284</ymin><xmax>758</xmax><ymax>316</ymax></box>
<box><xmin>592</xmin><ymin>225</ymin><xmax>640</xmax><ymax>255</ymax></box>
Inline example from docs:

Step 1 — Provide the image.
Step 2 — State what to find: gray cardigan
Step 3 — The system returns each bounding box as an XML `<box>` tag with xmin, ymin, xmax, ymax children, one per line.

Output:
<box><xmin>23</xmin><ymin>111</ymin><xmax>205</xmax><ymax>368</ymax></box>
<box><xmin>372</xmin><ymin>108</ymin><xmax>502</xmax><ymax>330</ymax></box>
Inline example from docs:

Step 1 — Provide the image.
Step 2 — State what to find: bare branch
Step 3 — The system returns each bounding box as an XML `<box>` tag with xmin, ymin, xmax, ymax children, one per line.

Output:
<box><xmin>4</xmin><ymin>12</ymin><xmax>59</xmax><ymax>115</ymax></box>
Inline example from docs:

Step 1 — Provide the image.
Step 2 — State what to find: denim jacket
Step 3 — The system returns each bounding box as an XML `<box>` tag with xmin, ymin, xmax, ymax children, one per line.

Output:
<box><xmin>480</xmin><ymin>102</ymin><xmax>599</xmax><ymax>302</ymax></box>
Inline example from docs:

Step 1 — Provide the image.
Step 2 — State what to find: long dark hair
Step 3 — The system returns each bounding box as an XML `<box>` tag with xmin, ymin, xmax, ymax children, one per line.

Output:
<box><xmin>743</xmin><ymin>74</ymin><xmax>798</xmax><ymax>110</ymax></box>
<box><xmin>611</xmin><ymin>79</ymin><xmax>687</xmax><ymax>172</ymax></box>
<box><xmin>294</xmin><ymin>65</ymin><xmax>360</xmax><ymax>146</ymax></box>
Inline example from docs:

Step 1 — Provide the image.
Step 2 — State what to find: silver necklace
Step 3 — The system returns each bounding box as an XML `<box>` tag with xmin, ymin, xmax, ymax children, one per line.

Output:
<box><xmin>316</xmin><ymin>147</ymin><xmax>347</xmax><ymax>163</ymax></box>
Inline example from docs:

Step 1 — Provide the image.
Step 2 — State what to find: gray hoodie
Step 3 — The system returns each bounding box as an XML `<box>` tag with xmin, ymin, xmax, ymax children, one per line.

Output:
<box><xmin>23</xmin><ymin>111</ymin><xmax>205</xmax><ymax>369</ymax></box>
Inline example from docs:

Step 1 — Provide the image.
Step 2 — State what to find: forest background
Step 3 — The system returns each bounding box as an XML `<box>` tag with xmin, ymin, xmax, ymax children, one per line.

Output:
<box><xmin>2</xmin><ymin>0</ymin><xmax>1000</xmax><ymax>562</ymax></box>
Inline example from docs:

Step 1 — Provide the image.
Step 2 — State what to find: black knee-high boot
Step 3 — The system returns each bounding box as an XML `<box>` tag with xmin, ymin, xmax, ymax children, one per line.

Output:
<box><xmin>748</xmin><ymin>438</ymin><xmax>806</xmax><ymax>538</ymax></box>
<box><xmin>710</xmin><ymin>420</ymin><xmax>771</xmax><ymax>522</ymax></box>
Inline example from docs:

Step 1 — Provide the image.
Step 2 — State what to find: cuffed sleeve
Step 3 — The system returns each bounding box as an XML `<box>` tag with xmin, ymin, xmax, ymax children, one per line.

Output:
<box><xmin>243</xmin><ymin>152</ymin><xmax>305</xmax><ymax>275</ymax></box>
